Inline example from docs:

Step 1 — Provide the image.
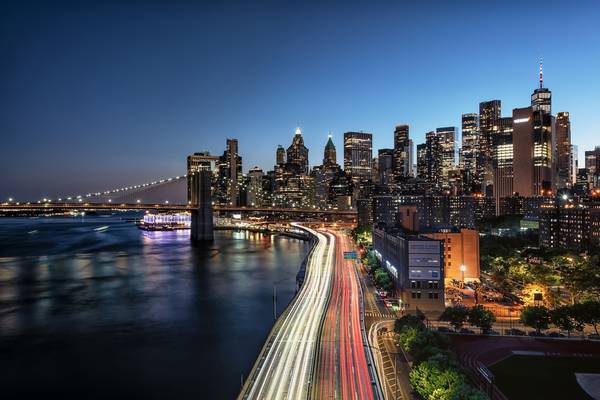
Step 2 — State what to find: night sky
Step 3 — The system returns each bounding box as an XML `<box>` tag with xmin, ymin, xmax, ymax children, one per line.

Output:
<box><xmin>1</xmin><ymin>0</ymin><xmax>599</xmax><ymax>200</ymax></box>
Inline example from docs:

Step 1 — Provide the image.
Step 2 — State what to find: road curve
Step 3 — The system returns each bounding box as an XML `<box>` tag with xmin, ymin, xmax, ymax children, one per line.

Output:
<box><xmin>239</xmin><ymin>225</ymin><xmax>335</xmax><ymax>400</ymax></box>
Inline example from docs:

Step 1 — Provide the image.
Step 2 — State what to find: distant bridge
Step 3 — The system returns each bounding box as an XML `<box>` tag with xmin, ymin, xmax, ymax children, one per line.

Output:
<box><xmin>0</xmin><ymin>202</ymin><xmax>357</xmax><ymax>219</ymax></box>
<box><xmin>2</xmin><ymin>174</ymin><xmax>357</xmax><ymax>223</ymax></box>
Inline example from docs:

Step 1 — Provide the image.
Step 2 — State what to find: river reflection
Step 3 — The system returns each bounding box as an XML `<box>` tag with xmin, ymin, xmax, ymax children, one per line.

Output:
<box><xmin>0</xmin><ymin>215</ymin><xmax>309</xmax><ymax>399</ymax></box>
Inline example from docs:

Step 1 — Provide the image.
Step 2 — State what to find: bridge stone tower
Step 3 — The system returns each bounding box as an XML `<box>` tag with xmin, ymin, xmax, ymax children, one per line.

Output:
<box><xmin>187</xmin><ymin>152</ymin><xmax>218</xmax><ymax>242</ymax></box>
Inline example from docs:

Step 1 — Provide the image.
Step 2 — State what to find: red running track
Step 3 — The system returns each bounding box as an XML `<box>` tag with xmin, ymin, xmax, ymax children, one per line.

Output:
<box><xmin>316</xmin><ymin>231</ymin><xmax>374</xmax><ymax>399</ymax></box>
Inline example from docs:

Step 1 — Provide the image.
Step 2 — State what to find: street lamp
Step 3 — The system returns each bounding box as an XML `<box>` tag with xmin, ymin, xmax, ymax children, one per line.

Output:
<box><xmin>460</xmin><ymin>264</ymin><xmax>466</xmax><ymax>284</ymax></box>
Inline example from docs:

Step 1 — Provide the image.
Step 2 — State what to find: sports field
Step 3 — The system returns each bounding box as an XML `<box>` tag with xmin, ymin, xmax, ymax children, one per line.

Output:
<box><xmin>490</xmin><ymin>355</ymin><xmax>600</xmax><ymax>400</ymax></box>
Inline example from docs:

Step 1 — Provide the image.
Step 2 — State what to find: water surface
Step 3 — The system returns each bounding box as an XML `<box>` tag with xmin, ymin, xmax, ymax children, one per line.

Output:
<box><xmin>0</xmin><ymin>214</ymin><xmax>309</xmax><ymax>399</ymax></box>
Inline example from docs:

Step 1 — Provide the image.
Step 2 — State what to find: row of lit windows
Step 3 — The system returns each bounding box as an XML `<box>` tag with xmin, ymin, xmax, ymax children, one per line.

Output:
<box><xmin>410</xmin><ymin>292</ymin><xmax>440</xmax><ymax>299</ymax></box>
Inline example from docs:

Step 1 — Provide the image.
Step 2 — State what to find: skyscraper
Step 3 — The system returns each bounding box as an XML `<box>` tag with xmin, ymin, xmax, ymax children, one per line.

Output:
<box><xmin>247</xmin><ymin>166</ymin><xmax>264</xmax><ymax>207</ymax></box>
<box><xmin>570</xmin><ymin>144</ymin><xmax>578</xmax><ymax>186</ymax></box>
<box><xmin>393</xmin><ymin>124</ymin><xmax>410</xmax><ymax>181</ymax></box>
<box><xmin>217</xmin><ymin>139</ymin><xmax>242</xmax><ymax>206</ymax></box>
<box><xmin>187</xmin><ymin>152</ymin><xmax>218</xmax><ymax>205</ymax></box>
<box><xmin>436</xmin><ymin>127</ymin><xmax>457</xmax><ymax>187</ymax></box>
<box><xmin>343</xmin><ymin>131</ymin><xmax>373</xmax><ymax>183</ymax></box>
<box><xmin>531</xmin><ymin>60</ymin><xmax>552</xmax><ymax>115</ymax></box>
<box><xmin>479</xmin><ymin>100</ymin><xmax>501</xmax><ymax>193</ymax></box>
<box><xmin>512</xmin><ymin>107</ymin><xmax>555</xmax><ymax>196</ymax></box>
<box><xmin>585</xmin><ymin>146</ymin><xmax>600</xmax><ymax>188</ymax></box>
<box><xmin>377</xmin><ymin>148</ymin><xmax>394</xmax><ymax>188</ymax></box>
<box><xmin>493</xmin><ymin>117</ymin><xmax>514</xmax><ymax>214</ymax></box>
<box><xmin>424</xmin><ymin>130</ymin><xmax>443</xmax><ymax>187</ymax></box>
<box><xmin>276</xmin><ymin>145</ymin><xmax>285</xmax><ymax>165</ymax></box>
<box><xmin>460</xmin><ymin>113</ymin><xmax>480</xmax><ymax>193</ymax></box>
<box><xmin>416</xmin><ymin>143</ymin><xmax>428</xmax><ymax>181</ymax></box>
<box><xmin>555</xmin><ymin>112</ymin><xmax>572</xmax><ymax>188</ymax></box>
<box><xmin>286</xmin><ymin>127</ymin><xmax>309</xmax><ymax>175</ymax></box>
<box><xmin>323</xmin><ymin>134</ymin><xmax>337</xmax><ymax>166</ymax></box>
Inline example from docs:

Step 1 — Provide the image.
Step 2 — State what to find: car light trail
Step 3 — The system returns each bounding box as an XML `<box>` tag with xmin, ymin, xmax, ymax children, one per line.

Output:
<box><xmin>239</xmin><ymin>225</ymin><xmax>335</xmax><ymax>400</ymax></box>
<box><xmin>315</xmin><ymin>231</ymin><xmax>375</xmax><ymax>400</ymax></box>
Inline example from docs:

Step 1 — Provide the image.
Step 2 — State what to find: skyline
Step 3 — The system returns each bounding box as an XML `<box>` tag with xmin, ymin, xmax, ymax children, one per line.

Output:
<box><xmin>2</xmin><ymin>1</ymin><xmax>600</xmax><ymax>199</ymax></box>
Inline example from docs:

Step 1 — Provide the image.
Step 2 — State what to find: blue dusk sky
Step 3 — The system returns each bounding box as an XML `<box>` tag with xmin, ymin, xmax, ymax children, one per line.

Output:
<box><xmin>1</xmin><ymin>0</ymin><xmax>599</xmax><ymax>200</ymax></box>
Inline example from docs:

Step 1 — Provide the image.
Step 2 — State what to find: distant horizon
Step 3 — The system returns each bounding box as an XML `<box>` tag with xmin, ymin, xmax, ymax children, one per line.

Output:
<box><xmin>2</xmin><ymin>0</ymin><xmax>599</xmax><ymax>199</ymax></box>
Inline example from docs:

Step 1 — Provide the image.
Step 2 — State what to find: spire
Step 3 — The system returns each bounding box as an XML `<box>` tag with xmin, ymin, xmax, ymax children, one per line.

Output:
<box><xmin>539</xmin><ymin>57</ymin><xmax>543</xmax><ymax>89</ymax></box>
<box><xmin>295</xmin><ymin>127</ymin><xmax>302</xmax><ymax>136</ymax></box>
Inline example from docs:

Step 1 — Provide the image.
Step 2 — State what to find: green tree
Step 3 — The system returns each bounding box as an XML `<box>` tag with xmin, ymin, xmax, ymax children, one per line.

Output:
<box><xmin>374</xmin><ymin>269</ymin><xmax>393</xmax><ymax>291</ymax></box>
<box><xmin>398</xmin><ymin>326</ymin><xmax>421</xmax><ymax>353</ymax></box>
<box><xmin>394</xmin><ymin>314</ymin><xmax>425</xmax><ymax>333</ymax></box>
<box><xmin>439</xmin><ymin>306</ymin><xmax>470</xmax><ymax>330</ymax></box>
<box><xmin>468</xmin><ymin>305</ymin><xmax>496</xmax><ymax>334</ymax></box>
<box><xmin>520</xmin><ymin>306</ymin><xmax>550</xmax><ymax>334</ymax></box>
<box><xmin>550</xmin><ymin>305</ymin><xmax>575</xmax><ymax>337</ymax></box>
<box><xmin>567</xmin><ymin>303</ymin><xmax>588</xmax><ymax>336</ymax></box>
<box><xmin>409</xmin><ymin>359</ymin><xmax>465</xmax><ymax>400</ymax></box>
<box><xmin>579</xmin><ymin>301</ymin><xmax>600</xmax><ymax>335</ymax></box>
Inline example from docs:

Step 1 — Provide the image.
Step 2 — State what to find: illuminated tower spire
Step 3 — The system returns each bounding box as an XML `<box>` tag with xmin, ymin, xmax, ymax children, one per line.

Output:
<box><xmin>539</xmin><ymin>57</ymin><xmax>543</xmax><ymax>89</ymax></box>
<box><xmin>531</xmin><ymin>58</ymin><xmax>551</xmax><ymax>114</ymax></box>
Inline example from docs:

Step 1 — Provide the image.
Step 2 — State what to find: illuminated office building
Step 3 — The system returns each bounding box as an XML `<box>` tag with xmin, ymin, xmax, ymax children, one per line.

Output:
<box><xmin>493</xmin><ymin>117</ymin><xmax>514</xmax><ymax>214</ymax></box>
<box><xmin>479</xmin><ymin>100</ymin><xmax>501</xmax><ymax>193</ymax></box>
<box><xmin>393</xmin><ymin>124</ymin><xmax>411</xmax><ymax>181</ymax></box>
<box><xmin>460</xmin><ymin>113</ymin><xmax>480</xmax><ymax>193</ymax></box>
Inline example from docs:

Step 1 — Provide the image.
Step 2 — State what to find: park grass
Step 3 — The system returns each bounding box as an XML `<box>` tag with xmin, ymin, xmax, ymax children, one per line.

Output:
<box><xmin>490</xmin><ymin>355</ymin><xmax>600</xmax><ymax>400</ymax></box>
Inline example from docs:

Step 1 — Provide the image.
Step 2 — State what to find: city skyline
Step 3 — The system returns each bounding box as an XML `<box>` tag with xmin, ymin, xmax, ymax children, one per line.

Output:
<box><xmin>2</xmin><ymin>1</ymin><xmax>600</xmax><ymax>199</ymax></box>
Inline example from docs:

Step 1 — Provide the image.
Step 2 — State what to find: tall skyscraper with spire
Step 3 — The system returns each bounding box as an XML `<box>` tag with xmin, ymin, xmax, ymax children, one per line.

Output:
<box><xmin>513</xmin><ymin>62</ymin><xmax>556</xmax><ymax>196</ymax></box>
<box><xmin>531</xmin><ymin>59</ymin><xmax>552</xmax><ymax>114</ymax></box>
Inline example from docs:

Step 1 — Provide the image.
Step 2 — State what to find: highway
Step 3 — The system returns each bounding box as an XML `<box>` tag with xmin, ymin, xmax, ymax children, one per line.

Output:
<box><xmin>239</xmin><ymin>226</ymin><xmax>335</xmax><ymax>400</ymax></box>
<box><xmin>315</xmin><ymin>231</ymin><xmax>377</xmax><ymax>399</ymax></box>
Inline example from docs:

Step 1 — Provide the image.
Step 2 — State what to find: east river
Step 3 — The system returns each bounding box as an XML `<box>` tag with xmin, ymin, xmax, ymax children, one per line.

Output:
<box><xmin>0</xmin><ymin>214</ymin><xmax>310</xmax><ymax>399</ymax></box>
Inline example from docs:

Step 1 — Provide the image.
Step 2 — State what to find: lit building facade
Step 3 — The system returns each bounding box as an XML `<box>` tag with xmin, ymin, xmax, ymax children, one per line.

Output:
<box><xmin>437</xmin><ymin>126</ymin><xmax>457</xmax><ymax>189</ymax></box>
<box><xmin>286</xmin><ymin>128</ymin><xmax>309</xmax><ymax>175</ymax></box>
<box><xmin>555</xmin><ymin>112</ymin><xmax>573</xmax><ymax>188</ymax></box>
<box><xmin>393</xmin><ymin>124</ymin><xmax>411</xmax><ymax>181</ymax></box>
<box><xmin>373</xmin><ymin>226</ymin><xmax>445</xmax><ymax>314</ymax></box>
<box><xmin>422</xmin><ymin>228</ymin><xmax>480</xmax><ymax>283</ymax></box>
<box><xmin>512</xmin><ymin>107</ymin><xmax>555</xmax><ymax>196</ymax></box>
<box><xmin>344</xmin><ymin>131</ymin><xmax>373</xmax><ymax>182</ymax></box>
<box><xmin>479</xmin><ymin>100</ymin><xmax>502</xmax><ymax>194</ymax></box>
<box><xmin>377</xmin><ymin>148</ymin><xmax>394</xmax><ymax>188</ymax></box>
<box><xmin>460</xmin><ymin>113</ymin><xmax>480</xmax><ymax>193</ymax></box>
<box><xmin>492</xmin><ymin>117</ymin><xmax>514</xmax><ymax>214</ymax></box>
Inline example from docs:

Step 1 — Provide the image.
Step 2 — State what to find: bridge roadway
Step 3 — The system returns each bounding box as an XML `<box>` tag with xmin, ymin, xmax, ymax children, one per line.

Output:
<box><xmin>0</xmin><ymin>202</ymin><xmax>357</xmax><ymax>217</ymax></box>
<box><xmin>239</xmin><ymin>226</ymin><xmax>335</xmax><ymax>400</ymax></box>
